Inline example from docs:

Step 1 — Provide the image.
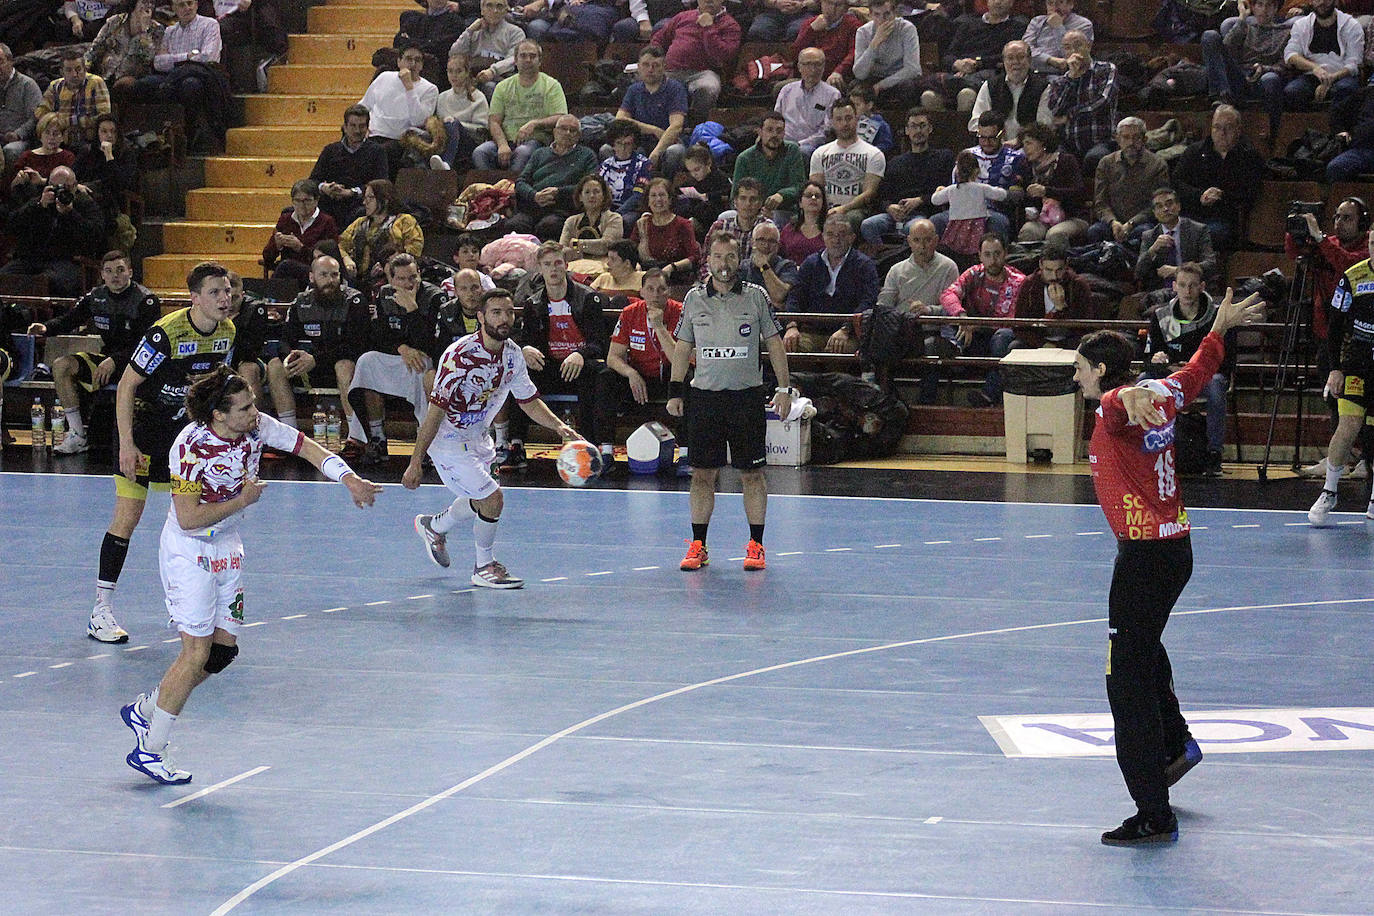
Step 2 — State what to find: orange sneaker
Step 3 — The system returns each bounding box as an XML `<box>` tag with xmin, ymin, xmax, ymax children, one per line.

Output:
<box><xmin>743</xmin><ymin>539</ymin><xmax>766</xmax><ymax>570</ymax></box>
<box><xmin>680</xmin><ymin>539</ymin><xmax>709</xmax><ymax>571</ymax></box>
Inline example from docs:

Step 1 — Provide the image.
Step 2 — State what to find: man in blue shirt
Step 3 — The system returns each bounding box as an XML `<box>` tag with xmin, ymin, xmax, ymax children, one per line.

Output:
<box><xmin>614</xmin><ymin>45</ymin><xmax>688</xmax><ymax>179</ymax></box>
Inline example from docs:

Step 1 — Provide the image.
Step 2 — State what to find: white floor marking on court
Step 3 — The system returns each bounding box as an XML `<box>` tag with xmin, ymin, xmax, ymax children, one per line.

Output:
<box><xmin>973</xmin><ymin>537</ymin><xmax>1000</xmax><ymax>542</ymax></box>
<box><xmin>451</xmin><ymin>589</ymin><xmax>473</xmax><ymax>594</ymax></box>
<box><xmin>48</xmin><ymin>662</ymin><xmax>72</xmax><ymax>669</ymax></box>
<box><xmin>86</xmin><ymin>653</ymin><xmax>110</xmax><ymax>659</ymax></box>
<box><xmin>826</xmin><ymin>547</ymin><xmax>852</xmax><ymax>552</ymax></box>
<box><xmin>216</xmin><ymin>590</ymin><xmax>1374</xmax><ymax>915</ymax></box>
<box><xmin>874</xmin><ymin>544</ymin><xmax>901</xmax><ymax>548</ymax></box>
<box><xmin>13</xmin><ymin>672</ymin><xmax>35</xmax><ymax>678</ymax></box>
<box><xmin>1024</xmin><ymin>534</ymin><xmax>1053</xmax><ymax>539</ymax></box>
<box><xmin>728</xmin><ymin>556</ymin><xmax>745</xmax><ymax>561</ymax></box>
<box><xmin>281</xmin><ymin>614</ymin><xmax>307</xmax><ymax>620</ymax></box>
<box><xmin>1284</xmin><ymin>522</ymin><xmax>1309</xmax><ymax>526</ymax></box>
<box><xmin>1232</xmin><ymin>524</ymin><xmax>1260</xmax><ymax>529</ymax></box>
<box><xmin>163</xmin><ymin>638</ymin><xmax>180</xmax><ymax>643</ymax></box>
<box><xmin>1073</xmin><ymin>531</ymin><xmax>1101</xmax><ymax>536</ymax></box>
<box><xmin>1338</xmin><ymin>520</ymin><xmax>1366</xmax><ymax>525</ymax></box>
<box><xmin>633</xmin><ymin>566</ymin><xmax>659</xmax><ymax>571</ymax></box>
<box><xmin>776</xmin><ymin>551</ymin><xmax>803</xmax><ymax>556</ymax></box>
<box><xmin>162</xmin><ymin>766</ymin><xmax>271</xmax><ymax>809</ymax></box>
<box><xmin>924</xmin><ymin>816</ymin><xmax>943</xmax><ymax>824</ymax></box>
<box><xmin>124</xmin><ymin>645</ymin><xmax>147</xmax><ymax>652</ymax></box>
<box><xmin>321</xmin><ymin>607</ymin><xmax>345</xmax><ymax>613</ymax></box>
<box><xmin>364</xmin><ymin>600</ymin><xmax>390</xmax><ymax>606</ymax></box>
<box><xmin>242</xmin><ymin>622</ymin><xmax>266</xmax><ymax>628</ymax></box>
<box><xmin>1193</xmin><ymin>526</ymin><xmax>1208</xmax><ymax>530</ymax></box>
<box><xmin>405</xmin><ymin>595</ymin><xmax>433</xmax><ymax>600</ymax></box>
<box><xmin>541</xmin><ymin>577</ymin><xmax>567</xmax><ymax>583</ymax></box>
<box><xmin>924</xmin><ymin>540</ymin><xmax>950</xmax><ymax>545</ymax></box>
<box><xmin>586</xmin><ymin>571</ymin><xmax>613</xmax><ymax>577</ymax></box>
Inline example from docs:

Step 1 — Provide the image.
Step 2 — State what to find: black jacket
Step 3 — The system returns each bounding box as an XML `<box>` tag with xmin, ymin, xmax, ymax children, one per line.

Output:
<box><xmin>517</xmin><ymin>278</ymin><xmax>611</xmax><ymax>361</ymax></box>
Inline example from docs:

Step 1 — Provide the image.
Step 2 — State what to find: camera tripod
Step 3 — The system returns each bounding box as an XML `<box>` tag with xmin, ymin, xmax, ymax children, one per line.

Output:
<box><xmin>1257</xmin><ymin>255</ymin><xmax>1315</xmax><ymax>481</ymax></box>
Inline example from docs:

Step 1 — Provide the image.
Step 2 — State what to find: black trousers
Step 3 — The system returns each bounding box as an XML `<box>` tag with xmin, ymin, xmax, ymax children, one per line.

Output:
<box><xmin>589</xmin><ymin>366</ymin><xmax>688</xmax><ymax>446</ymax></box>
<box><xmin>1106</xmin><ymin>535</ymin><xmax>1194</xmax><ymax>818</ymax></box>
<box><xmin>508</xmin><ymin>357</ymin><xmax>605</xmax><ymax>442</ymax></box>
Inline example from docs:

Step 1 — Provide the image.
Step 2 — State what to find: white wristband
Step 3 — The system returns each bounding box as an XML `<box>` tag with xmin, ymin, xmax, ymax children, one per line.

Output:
<box><xmin>321</xmin><ymin>454</ymin><xmax>354</xmax><ymax>483</ymax></box>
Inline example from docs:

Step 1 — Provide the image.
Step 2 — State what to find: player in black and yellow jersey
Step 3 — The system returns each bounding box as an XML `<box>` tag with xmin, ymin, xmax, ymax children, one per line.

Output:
<box><xmin>1310</xmin><ymin>231</ymin><xmax>1374</xmax><ymax>527</ymax></box>
<box><xmin>88</xmin><ymin>263</ymin><xmax>236</xmax><ymax>643</ymax></box>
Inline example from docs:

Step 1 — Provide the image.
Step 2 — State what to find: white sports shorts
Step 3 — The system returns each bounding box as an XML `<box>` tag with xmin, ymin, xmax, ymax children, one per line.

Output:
<box><xmin>429</xmin><ymin>428</ymin><xmax>500</xmax><ymax>500</ymax></box>
<box><xmin>349</xmin><ymin>351</ymin><xmax>431</xmax><ymax>422</ymax></box>
<box><xmin>159</xmin><ymin>524</ymin><xmax>246</xmax><ymax>638</ymax></box>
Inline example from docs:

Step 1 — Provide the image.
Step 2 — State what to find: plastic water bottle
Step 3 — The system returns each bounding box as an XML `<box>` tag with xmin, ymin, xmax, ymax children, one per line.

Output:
<box><xmin>312</xmin><ymin>407</ymin><xmax>327</xmax><ymax>444</ymax></box>
<box><xmin>326</xmin><ymin>406</ymin><xmax>341</xmax><ymax>453</ymax></box>
<box><xmin>30</xmin><ymin>398</ymin><xmax>46</xmax><ymax>449</ymax></box>
<box><xmin>50</xmin><ymin>405</ymin><xmax>66</xmax><ymax>449</ymax></box>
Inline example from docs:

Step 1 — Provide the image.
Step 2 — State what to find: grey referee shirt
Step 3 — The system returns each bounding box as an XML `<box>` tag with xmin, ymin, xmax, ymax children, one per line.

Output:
<box><xmin>675</xmin><ymin>278</ymin><xmax>781</xmax><ymax>392</ymax></box>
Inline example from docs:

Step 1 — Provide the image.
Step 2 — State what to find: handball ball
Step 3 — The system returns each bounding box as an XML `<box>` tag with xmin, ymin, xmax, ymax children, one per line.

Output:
<box><xmin>557</xmin><ymin>439</ymin><xmax>603</xmax><ymax>486</ymax></box>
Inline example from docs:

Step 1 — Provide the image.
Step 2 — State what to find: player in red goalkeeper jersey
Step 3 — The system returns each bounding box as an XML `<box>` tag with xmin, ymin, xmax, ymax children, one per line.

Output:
<box><xmin>1072</xmin><ymin>286</ymin><xmax>1264</xmax><ymax>847</ymax></box>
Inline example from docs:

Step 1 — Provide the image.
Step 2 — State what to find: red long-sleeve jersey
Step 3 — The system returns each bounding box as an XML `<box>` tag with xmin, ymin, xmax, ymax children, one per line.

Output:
<box><xmin>1089</xmin><ymin>332</ymin><xmax>1225</xmax><ymax>540</ymax></box>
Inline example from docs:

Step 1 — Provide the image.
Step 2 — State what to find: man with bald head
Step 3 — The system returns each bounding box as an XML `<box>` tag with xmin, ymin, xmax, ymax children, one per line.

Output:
<box><xmin>876</xmin><ymin>218</ymin><xmax>958</xmax><ymax>400</ymax></box>
<box><xmin>775</xmin><ymin>47</ymin><xmax>841</xmax><ymax>157</ymax></box>
<box><xmin>1</xmin><ymin>164</ymin><xmax>104</xmax><ymax>296</ymax></box>
<box><xmin>1172</xmin><ymin>104</ymin><xmax>1265</xmax><ymax>252</ymax></box>
<box><xmin>509</xmin><ymin>113</ymin><xmax>598</xmax><ymax>239</ymax></box>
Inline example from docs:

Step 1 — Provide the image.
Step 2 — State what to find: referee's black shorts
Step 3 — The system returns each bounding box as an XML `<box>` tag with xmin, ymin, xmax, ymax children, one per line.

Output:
<box><xmin>686</xmin><ymin>385</ymin><xmax>767</xmax><ymax>470</ymax></box>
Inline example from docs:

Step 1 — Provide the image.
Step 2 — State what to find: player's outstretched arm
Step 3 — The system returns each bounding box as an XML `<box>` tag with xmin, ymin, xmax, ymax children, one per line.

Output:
<box><xmin>297</xmin><ymin>435</ymin><xmax>381</xmax><ymax>506</ymax></box>
<box><xmin>403</xmin><ymin>403</ymin><xmax>446</xmax><ymax>489</ymax></box>
<box><xmin>520</xmin><ymin>397</ymin><xmax>578</xmax><ymax>441</ymax></box>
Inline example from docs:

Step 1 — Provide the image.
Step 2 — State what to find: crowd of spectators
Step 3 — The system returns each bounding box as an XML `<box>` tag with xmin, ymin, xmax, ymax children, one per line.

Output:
<box><xmin>13</xmin><ymin>0</ymin><xmax>1374</xmax><ymax>469</ymax></box>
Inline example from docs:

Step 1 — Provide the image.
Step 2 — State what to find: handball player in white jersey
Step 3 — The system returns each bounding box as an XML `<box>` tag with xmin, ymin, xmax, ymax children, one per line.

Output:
<box><xmin>405</xmin><ymin>288</ymin><xmax>580</xmax><ymax>588</ymax></box>
<box><xmin>120</xmin><ymin>366</ymin><xmax>382</xmax><ymax>785</ymax></box>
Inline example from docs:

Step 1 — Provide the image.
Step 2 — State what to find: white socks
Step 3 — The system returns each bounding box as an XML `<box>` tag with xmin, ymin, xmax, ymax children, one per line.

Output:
<box><xmin>147</xmin><ymin>705</ymin><xmax>177</xmax><ymax>752</ymax></box>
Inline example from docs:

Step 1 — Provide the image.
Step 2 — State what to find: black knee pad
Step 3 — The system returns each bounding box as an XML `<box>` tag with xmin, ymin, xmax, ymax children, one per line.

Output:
<box><xmin>203</xmin><ymin>642</ymin><xmax>239</xmax><ymax>674</ymax></box>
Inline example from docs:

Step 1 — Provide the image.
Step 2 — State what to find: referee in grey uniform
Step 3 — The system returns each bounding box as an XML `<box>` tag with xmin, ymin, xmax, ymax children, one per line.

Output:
<box><xmin>667</xmin><ymin>231</ymin><xmax>794</xmax><ymax>572</ymax></box>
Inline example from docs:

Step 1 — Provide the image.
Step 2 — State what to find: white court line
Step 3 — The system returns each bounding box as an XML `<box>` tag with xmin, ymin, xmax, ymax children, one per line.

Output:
<box><xmin>406</xmin><ymin>595</ymin><xmax>433</xmax><ymax>600</ymax></box>
<box><xmin>1232</xmin><ymin>524</ymin><xmax>1260</xmax><ymax>529</ymax></box>
<box><xmin>586</xmin><ymin>571</ymin><xmax>613</xmax><ymax>577</ymax></box>
<box><xmin>924</xmin><ymin>817</ymin><xmax>943</xmax><ymax>825</ymax></box>
<box><xmin>162</xmin><ymin>766</ymin><xmax>271</xmax><ymax>809</ymax></box>
<box><xmin>776</xmin><ymin>551</ymin><xmax>803</xmax><ymax>556</ymax></box>
<box><xmin>364</xmin><ymin>600</ymin><xmax>390</xmax><ymax>606</ymax></box>
<box><xmin>242</xmin><ymin>622</ymin><xmax>267</xmax><ymax>628</ymax></box>
<box><xmin>633</xmin><ymin>566</ymin><xmax>659</xmax><ymax>571</ymax></box>
<box><xmin>220</xmin><ymin>596</ymin><xmax>1374</xmax><ymax>913</ymax></box>
<box><xmin>825</xmin><ymin>547</ymin><xmax>852</xmax><ymax>552</ymax></box>
<box><xmin>13</xmin><ymin>672</ymin><xmax>35</xmax><ymax>678</ymax></box>
<box><xmin>124</xmin><ymin>645</ymin><xmax>148</xmax><ymax>652</ymax></box>
<box><xmin>451</xmin><ymin>589</ymin><xmax>473</xmax><ymax>595</ymax></box>
<box><xmin>973</xmin><ymin>537</ymin><xmax>1000</xmax><ymax>542</ymax></box>
<box><xmin>281</xmin><ymin>614</ymin><xmax>307</xmax><ymax>620</ymax></box>
<box><xmin>86</xmin><ymin>653</ymin><xmax>110</xmax><ymax>659</ymax></box>
<box><xmin>1024</xmin><ymin>534</ymin><xmax>1053</xmax><ymax>539</ymax></box>
<box><xmin>321</xmin><ymin>608</ymin><xmax>345</xmax><ymax>613</ymax></box>
<box><xmin>1284</xmin><ymin>522</ymin><xmax>1309</xmax><ymax>526</ymax></box>
<box><xmin>541</xmin><ymin>577</ymin><xmax>568</xmax><ymax>583</ymax></box>
<box><xmin>924</xmin><ymin>540</ymin><xmax>951</xmax><ymax>545</ymax></box>
<box><xmin>1193</xmin><ymin>526</ymin><xmax>1208</xmax><ymax>530</ymax></box>
<box><xmin>874</xmin><ymin>544</ymin><xmax>901</xmax><ymax>549</ymax></box>
<box><xmin>1338</xmin><ymin>520</ymin><xmax>1365</xmax><ymax>526</ymax></box>
<box><xmin>163</xmin><ymin>638</ymin><xmax>180</xmax><ymax>643</ymax></box>
<box><xmin>48</xmin><ymin>662</ymin><xmax>73</xmax><ymax>669</ymax></box>
<box><xmin>1073</xmin><ymin>531</ymin><xmax>1101</xmax><ymax>536</ymax></box>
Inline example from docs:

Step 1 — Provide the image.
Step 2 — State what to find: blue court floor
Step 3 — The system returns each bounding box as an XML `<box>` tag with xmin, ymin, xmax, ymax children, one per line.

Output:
<box><xmin>3</xmin><ymin>471</ymin><xmax>1373</xmax><ymax>914</ymax></box>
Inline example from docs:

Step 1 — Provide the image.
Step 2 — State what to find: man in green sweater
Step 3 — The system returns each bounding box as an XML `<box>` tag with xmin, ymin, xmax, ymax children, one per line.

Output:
<box><xmin>732</xmin><ymin>112</ymin><xmax>808</xmax><ymax>225</ymax></box>
<box><xmin>511</xmin><ymin>114</ymin><xmax>597</xmax><ymax>240</ymax></box>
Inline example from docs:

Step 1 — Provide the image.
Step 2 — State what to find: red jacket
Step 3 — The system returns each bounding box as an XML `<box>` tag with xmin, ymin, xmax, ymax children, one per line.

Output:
<box><xmin>791</xmin><ymin>12</ymin><xmax>859</xmax><ymax>79</ymax></box>
<box><xmin>652</xmin><ymin>10</ymin><xmax>741</xmax><ymax>73</ymax></box>
<box><xmin>262</xmin><ymin>207</ymin><xmax>339</xmax><ymax>270</ymax></box>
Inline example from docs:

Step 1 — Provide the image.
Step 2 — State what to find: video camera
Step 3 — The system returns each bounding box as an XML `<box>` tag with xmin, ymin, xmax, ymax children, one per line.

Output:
<box><xmin>1286</xmin><ymin>201</ymin><xmax>1323</xmax><ymax>241</ymax></box>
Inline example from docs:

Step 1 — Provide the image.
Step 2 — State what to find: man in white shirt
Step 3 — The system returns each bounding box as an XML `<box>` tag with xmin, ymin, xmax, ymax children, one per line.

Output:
<box><xmin>809</xmin><ymin>97</ymin><xmax>885</xmax><ymax>232</ymax></box>
<box><xmin>775</xmin><ymin>47</ymin><xmax>841</xmax><ymax>157</ymax></box>
<box><xmin>360</xmin><ymin>43</ymin><xmax>439</xmax><ymax>179</ymax></box>
<box><xmin>967</xmin><ymin>40</ymin><xmax>1051</xmax><ymax>143</ymax></box>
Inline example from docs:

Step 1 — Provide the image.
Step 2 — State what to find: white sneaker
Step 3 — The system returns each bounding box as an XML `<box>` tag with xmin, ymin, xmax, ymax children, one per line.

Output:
<box><xmin>1349</xmin><ymin>460</ymin><xmax>1369</xmax><ymax>480</ymax></box>
<box><xmin>88</xmin><ymin>605</ymin><xmax>129</xmax><ymax>643</ymax></box>
<box><xmin>429</xmin><ymin>154</ymin><xmax>450</xmax><ymax>171</ymax></box>
<box><xmin>1309</xmin><ymin>489</ymin><xmax>1338</xmax><ymax>527</ymax></box>
<box><xmin>126</xmin><ymin>735</ymin><xmax>192</xmax><ymax>785</ymax></box>
<box><xmin>414</xmin><ymin>514</ymin><xmax>450</xmax><ymax>568</ymax></box>
<box><xmin>1297</xmin><ymin>457</ymin><xmax>1330</xmax><ymax>479</ymax></box>
<box><xmin>472</xmin><ymin>560</ymin><xmax>523</xmax><ymax>589</ymax></box>
<box><xmin>1366</xmin><ymin>499</ymin><xmax>1374</xmax><ymax>521</ymax></box>
<box><xmin>53</xmin><ymin>431</ymin><xmax>88</xmax><ymax>455</ymax></box>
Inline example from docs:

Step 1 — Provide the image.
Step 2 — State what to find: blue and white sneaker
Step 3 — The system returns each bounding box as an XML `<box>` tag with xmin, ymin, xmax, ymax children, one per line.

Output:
<box><xmin>126</xmin><ymin>736</ymin><xmax>192</xmax><ymax>785</ymax></box>
<box><xmin>1165</xmin><ymin>738</ymin><xmax>1203</xmax><ymax>787</ymax></box>
<box><xmin>120</xmin><ymin>694</ymin><xmax>151</xmax><ymax>744</ymax></box>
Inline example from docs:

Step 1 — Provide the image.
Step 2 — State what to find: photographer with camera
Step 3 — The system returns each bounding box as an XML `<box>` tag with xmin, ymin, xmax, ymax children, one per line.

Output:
<box><xmin>1285</xmin><ymin>195</ymin><xmax>1372</xmax><ymax>479</ymax></box>
<box><xmin>0</xmin><ymin>165</ymin><xmax>104</xmax><ymax>298</ymax></box>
